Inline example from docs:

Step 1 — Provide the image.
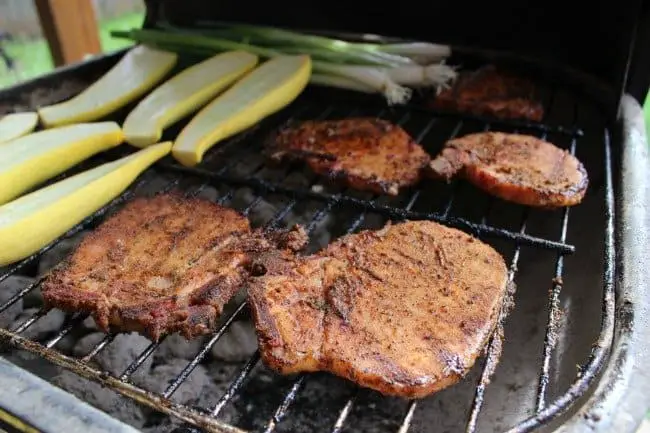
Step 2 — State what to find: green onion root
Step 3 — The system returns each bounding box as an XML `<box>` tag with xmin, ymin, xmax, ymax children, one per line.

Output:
<box><xmin>385</xmin><ymin>62</ymin><xmax>458</xmax><ymax>91</ymax></box>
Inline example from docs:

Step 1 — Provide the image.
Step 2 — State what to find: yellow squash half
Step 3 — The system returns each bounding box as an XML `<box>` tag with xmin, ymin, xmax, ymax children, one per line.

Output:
<box><xmin>0</xmin><ymin>121</ymin><xmax>124</xmax><ymax>205</ymax></box>
<box><xmin>0</xmin><ymin>141</ymin><xmax>171</xmax><ymax>266</ymax></box>
<box><xmin>38</xmin><ymin>45</ymin><xmax>178</xmax><ymax>128</ymax></box>
<box><xmin>172</xmin><ymin>55</ymin><xmax>312</xmax><ymax>167</ymax></box>
<box><xmin>123</xmin><ymin>51</ymin><xmax>259</xmax><ymax>147</ymax></box>
<box><xmin>0</xmin><ymin>112</ymin><xmax>38</xmax><ymax>144</ymax></box>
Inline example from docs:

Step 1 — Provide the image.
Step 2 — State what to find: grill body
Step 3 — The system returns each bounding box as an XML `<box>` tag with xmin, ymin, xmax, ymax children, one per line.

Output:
<box><xmin>0</xmin><ymin>7</ymin><xmax>649</xmax><ymax>433</ymax></box>
<box><xmin>143</xmin><ymin>0</ymin><xmax>650</xmax><ymax>118</ymax></box>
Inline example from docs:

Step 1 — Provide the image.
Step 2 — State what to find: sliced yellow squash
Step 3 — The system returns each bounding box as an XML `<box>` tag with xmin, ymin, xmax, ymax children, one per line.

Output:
<box><xmin>172</xmin><ymin>55</ymin><xmax>312</xmax><ymax>167</ymax></box>
<box><xmin>0</xmin><ymin>141</ymin><xmax>171</xmax><ymax>266</ymax></box>
<box><xmin>0</xmin><ymin>112</ymin><xmax>39</xmax><ymax>144</ymax></box>
<box><xmin>123</xmin><ymin>51</ymin><xmax>259</xmax><ymax>148</ymax></box>
<box><xmin>0</xmin><ymin>121</ymin><xmax>124</xmax><ymax>205</ymax></box>
<box><xmin>38</xmin><ymin>45</ymin><xmax>178</xmax><ymax>128</ymax></box>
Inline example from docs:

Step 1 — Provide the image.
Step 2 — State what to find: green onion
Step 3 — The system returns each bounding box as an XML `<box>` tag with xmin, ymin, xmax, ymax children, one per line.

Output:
<box><xmin>313</xmin><ymin>62</ymin><xmax>412</xmax><ymax>104</ymax></box>
<box><xmin>112</xmin><ymin>29</ymin><xmax>281</xmax><ymax>58</ymax></box>
<box><xmin>378</xmin><ymin>42</ymin><xmax>451</xmax><ymax>64</ymax></box>
<box><xmin>309</xmin><ymin>73</ymin><xmax>375</xmax><ymax>93</ymax></box>
<box><xmin>197</xmin><ymin>22</ymin><xmax>453</xmax><ymax>65</ymax></box>
<box><xmin>111</xmin><ymin>27</ymin><xmax>458</xmax><ymax>105</ymax></box>
<box><xmin>189</xmin><ymin>22</ymin><xmax>415</xmax><ymax>67</ymax></box>
<box><xmin>386</xmin><ymin>62</ymin><xmax>459</xmax><ymax>89</ymax></box>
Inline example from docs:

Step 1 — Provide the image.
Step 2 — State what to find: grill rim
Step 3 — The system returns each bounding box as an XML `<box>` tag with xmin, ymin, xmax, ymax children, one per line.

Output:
<box><xmin>0</xmin><ymin>49</ymin><xmax>643</xmax><ymax>433</ymax></box>
<box><xmin>549</xmin><ymin>95</ymin><xmax>650</xmax><ymax>433</ymax></box>
<box><xmin>0</xmin><ymin>356</ymin><xmax>140</xmax><ymax>433</ymax></box>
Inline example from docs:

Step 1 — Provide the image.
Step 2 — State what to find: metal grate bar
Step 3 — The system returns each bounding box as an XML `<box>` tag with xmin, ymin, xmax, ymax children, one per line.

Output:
<box><xmin>504</xmin><ymin>128</ymin><xmax>616</xmax><ymax>433</ymax></box>
<box><xmin>464</xmin><ymin>211</ymin><xmax>529</xmax><ymax>433</ymax></box>
<box><xmin>0</xmin><ymin>278</ymin><xmax>43</xmax><ymax>315</ymax></box>
<box><xmin>10</xmin><ymin>307</ymin><xmax>49</xmax><ymax>334</ymax></box>
<box><xmin>162</xmin><ymin>302</ymin><xmax>248</xmax><ymax>398</ymax></box>
<box><xmin>262</xmin><ymin>377</ymin><xmax>307</xmax><ymax>433</ymax></box>
<box><xmin>158</xmin><ymin>163</ymin><xmax>575</xmax><ymax>254</ymax></box>
<box><xmin>330</xmin><ymin>391</ymin><xmax>357</xmax><ymax>433</ymax></box>
<box><xmin>442</xmin><ymin>121</ymin><xmax>491</xmax><ymax>219</ymax></box>
<box><xmin>266</xmin><ymin>200</ymin><xmax>298</xmax><ymax>229</ymax></box>
<box><xmin>405</xmin><ymin>103</ymin><xmax>583</xmax><ymax>138</ymax></box>
<box><xmin>44</xmin><ymin>313</ymin><xmax>87</xmax><ymax>348</ymax></box>
<box><xmin>439</xmin><ymin>121</ymin><xmax>468</xmax><ymax>218</ymax></box>
<box><xmin>301</xmin><ymin>89</ymin><xmax>582</xmax><ymax>136</ymax></box>
<box><xmin>535</xmin><ymin>117</ymin><xmax>579</xmax><ymax>412</ymax></box>
<box><xmin>398</xmin><ymin>401</ymin><xmax>418</xmax><ymax>433</ymax></box>
<box><xmin>119</xmin><ymin>340</ymin><xmax>162</xmax><ymax>381</ymax></box>
<box><xmin>81</xmin><ymin>335</ymin><xmax>116</xmax><ymax>363</ymax></box>
<box><xmin>0</xmin><ymin>330</ymin><xmax>250</xmax><ymax>433</ymax></box>
<box><xmin>211</xmin><ymin>351</ymin><xmax>261</xmax><ymax>417</ymax></box>
<box><xmin>305</xmin><ymin>200</ymin><xmax>337</xmax><ymax>233</ymax></box>
<box><xmin>480</xmin><ymin>198</ymin><xmax>496</xmax><ymax>225</ymax></box>
<box><xmin>242</xmin><ymin>197</ymin><xmax>264</xmax><ymax>217</ymax></box>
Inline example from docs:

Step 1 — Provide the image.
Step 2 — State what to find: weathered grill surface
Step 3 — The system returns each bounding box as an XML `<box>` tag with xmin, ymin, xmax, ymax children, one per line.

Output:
<box><xmin>0</xmin><ymin>76</ymin><xmax>615</xmax><ymax>433</ymax></box>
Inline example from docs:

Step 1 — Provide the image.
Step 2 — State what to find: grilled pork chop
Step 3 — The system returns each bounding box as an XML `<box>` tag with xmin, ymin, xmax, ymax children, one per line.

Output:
<box><xmin>267</xmin><ymin>118</ymin><xmax>431</xmax><ymax>196</ymax></box>
<box><xmin>248</xmin><ymin>220</ymin><xmax>509</xmax><ymax>398</ymax></box>
<box><xmin>42</xmin><ymin>194</ymin><xmax>307</xmax><ymax>341</ymax></box>
<box><xmin>429</xmin><ymin>132</ymin><xmax>588</xmax><ymax>208</ymax></box>
<box><xmin>431</xmin><ymin>65</ymin><xmax>544</xmax><ymax>122</ymax></box>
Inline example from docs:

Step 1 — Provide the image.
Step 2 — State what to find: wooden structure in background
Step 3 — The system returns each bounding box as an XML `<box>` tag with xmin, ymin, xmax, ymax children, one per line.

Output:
<box><xmin>34</xmin><ymin>0</ymin><xmax>102</xmax><ymax>66</ymax></box>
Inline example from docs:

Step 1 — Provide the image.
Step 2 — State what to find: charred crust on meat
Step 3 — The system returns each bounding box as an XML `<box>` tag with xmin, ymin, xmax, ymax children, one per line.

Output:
<box><xmin>265</xmin><ymin>118</ymin><xmax>431</xmax><ymax>196</ymax></box>
<box><xmin>428</xmin><ymin>132</ymin><xmax>589</xmax><ymax>208</ymax></box>
<box><xmin>41</xmin><ymin>194</ymin><xmax>305</xmax><ymax>342</ymax></box>
<box><xmin>430</xmin><ymin>65</ymin><xmax>544</xmax><ymax>122</ymax></box>
<box><xmin>249</xmin><ymin>220</ymin><xmax>509</xmax><ymax>398</ymax></box>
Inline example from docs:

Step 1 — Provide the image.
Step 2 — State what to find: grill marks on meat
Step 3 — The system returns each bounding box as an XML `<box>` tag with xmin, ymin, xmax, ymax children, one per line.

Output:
<box><xmin>429</xmin><ymin>132</ymin><xmax>588</xmax><ymax>208</ymax></box>
<box><xmin>42</xmin><ymin>194</ymin><xmax>307</xmax><ymax>341</ymax></box>
<box><xmin>267</xmin><ymin>118</ymin><xmax>431</xmax><ymax>196</ymax></box>
<box><xmin>431</xmin><ymin>65</ymin><xmax>544</xmax><ymax>122</ymax></box>
<box><xmin>248</xmin><ymin>220</ymin><xmax>508</xmax><ymax>398</ymax></box>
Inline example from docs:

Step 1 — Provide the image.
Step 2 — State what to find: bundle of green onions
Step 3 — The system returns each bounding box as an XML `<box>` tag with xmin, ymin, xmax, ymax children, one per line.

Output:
<box><xmin>111</xmin><ymin>24</ymin><xmax>458</xmax><ymax>105</ymax></box>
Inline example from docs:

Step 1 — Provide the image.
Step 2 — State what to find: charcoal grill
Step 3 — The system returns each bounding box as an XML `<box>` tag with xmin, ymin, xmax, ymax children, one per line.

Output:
<box><xmin>1</xmin><ymin>1</ymin><xmax>650</xmax><ymax>432</ymax></box>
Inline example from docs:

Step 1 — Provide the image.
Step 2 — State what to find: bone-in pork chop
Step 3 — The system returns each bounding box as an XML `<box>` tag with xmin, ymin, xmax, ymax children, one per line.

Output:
<box><xmin>430</xmin><ymin>65</ymin><xmax>544</xmax><ymax>122</ymax></box>
<box><xmin>267</xmin><ymin>118</ymin><xmax>431</xmax><ymax>196</ymax></box>
<box><xmin>248</xmin><ymin>220</ymin><xmax>509</xmax><ymax>398</ymax></box>
<box><xmin>42</xmin><ymin>193</ymin><xmax>306</xmax><ymax>341</ymax></box>
<box><xmin>428</xmin><ymin>132</ymin><xmax>588</xmax><ymax>208</ymax></box>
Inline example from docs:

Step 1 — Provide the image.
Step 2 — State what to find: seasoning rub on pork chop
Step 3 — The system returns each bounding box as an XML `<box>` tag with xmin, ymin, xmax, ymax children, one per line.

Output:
<box><xmin>267</xmin><ymin>118</ymin><xmax>431</xmax><ymax>196</ymax></box>
<box><xmin>430</xmin><ymin>64</ymin><xmax>544</xmax><ymax>122</ymax></box>
<box><xmin>42</xmin><ymin>193</ymin><xmax>307</xmax><ymax>341</ymax></box>
<box><xmin>428</xmin><ymin>132</ymin><xmax>588</xmax><ymax>208</ymax></box>
<box><xmin>248</xmin><ymin>220</ymin><xmax>509</xmax><ymax>398</ymax></box>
